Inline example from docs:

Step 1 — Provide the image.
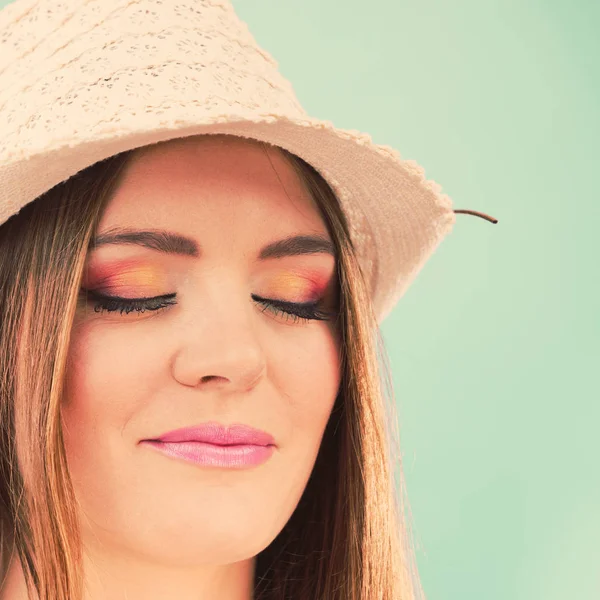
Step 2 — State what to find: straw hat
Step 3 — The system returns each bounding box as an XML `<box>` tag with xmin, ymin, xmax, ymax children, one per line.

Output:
<box><xmin>0</xmin><ymin>0</ymin><xmax>497</xmax><ymax>323</ymax></box>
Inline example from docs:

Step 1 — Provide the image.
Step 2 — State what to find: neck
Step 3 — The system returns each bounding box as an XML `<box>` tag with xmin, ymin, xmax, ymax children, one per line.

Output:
<box><xmin>0</xmin><ymin>550</ymin><xmax>255</xmax><ymax>600</ymax></box>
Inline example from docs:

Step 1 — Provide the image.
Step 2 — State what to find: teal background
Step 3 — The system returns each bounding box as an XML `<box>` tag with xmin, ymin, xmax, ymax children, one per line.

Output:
<box><xmin>1</xmin><ymin>0</ymin><xmax>598</xmax><ymax>598</ymax></box>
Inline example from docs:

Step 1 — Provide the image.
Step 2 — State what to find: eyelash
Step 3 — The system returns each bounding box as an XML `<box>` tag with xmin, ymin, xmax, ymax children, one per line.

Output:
<box><xmin>80</xmin><ymin>290</ymin><xmax>336</xmax><ymax>325</ymax></box>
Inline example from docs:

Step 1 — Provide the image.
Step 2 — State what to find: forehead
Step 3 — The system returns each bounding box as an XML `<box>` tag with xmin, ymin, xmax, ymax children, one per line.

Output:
<box><xmin>98</xmin><ymin>135</ymin><xmax>327</xmax><ymax>237</ymax></box>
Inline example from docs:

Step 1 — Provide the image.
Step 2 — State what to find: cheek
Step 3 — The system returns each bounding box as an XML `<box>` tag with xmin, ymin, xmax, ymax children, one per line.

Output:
<box><xmin>270</xmin><ymin>323</ymin><xmax>342</xmax><ymax>443</ymax></box>
<box><xmin>61</xmin><ymin>322</ymin><xmax>167</xmax><ymax>471</ymax></box>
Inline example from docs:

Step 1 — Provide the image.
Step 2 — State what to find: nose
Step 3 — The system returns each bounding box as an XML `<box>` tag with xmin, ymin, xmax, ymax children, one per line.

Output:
<box><xmin>170</xmin><ymin>296</ymin><xmax>266</xmax><ymax>392</ymax></box>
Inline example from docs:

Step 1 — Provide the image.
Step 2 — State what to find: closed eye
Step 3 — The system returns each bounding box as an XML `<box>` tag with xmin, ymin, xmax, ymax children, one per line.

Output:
<box><xmin>80</xmin><ymin>290</ymin><xmax>337</xmax><ymax>324</ymax></box>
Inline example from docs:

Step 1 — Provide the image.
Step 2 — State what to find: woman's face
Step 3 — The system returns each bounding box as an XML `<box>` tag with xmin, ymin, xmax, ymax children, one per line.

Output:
<box><xmin>61</xmin><ymin>136</ymin><xmax>341</xmax><ymax>573</ymax></box>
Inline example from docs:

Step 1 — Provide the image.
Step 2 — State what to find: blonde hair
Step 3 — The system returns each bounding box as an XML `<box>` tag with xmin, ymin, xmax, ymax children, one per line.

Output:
<box><xmin>0</xmin><ymin>135</ymin><xmax>425</xmax><ymax>600</ymax></box>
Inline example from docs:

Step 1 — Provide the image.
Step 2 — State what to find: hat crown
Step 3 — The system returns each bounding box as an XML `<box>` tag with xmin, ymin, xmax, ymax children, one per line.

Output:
<box><xmin>0</xmin><ymin>0</ymin><xmax>307</xmax><ymax>149</ymax></box>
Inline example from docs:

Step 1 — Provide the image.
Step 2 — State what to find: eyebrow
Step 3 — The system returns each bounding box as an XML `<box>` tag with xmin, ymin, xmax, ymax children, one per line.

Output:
<box><xmin>89</xmin><ymin>227</ymin><xmax>335</xmax><ymax>260</ymax></box>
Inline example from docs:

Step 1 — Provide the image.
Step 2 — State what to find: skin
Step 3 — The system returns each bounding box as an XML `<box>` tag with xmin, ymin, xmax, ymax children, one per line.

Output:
<box><xmin>1</xmin><ymin>136</ymin><xmax>342</xmax><ymax>599</ymax></box>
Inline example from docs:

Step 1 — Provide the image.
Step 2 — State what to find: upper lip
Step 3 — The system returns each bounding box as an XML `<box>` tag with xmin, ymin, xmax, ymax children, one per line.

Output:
<box><xmin>146</xmin><ymin>422</ymin><xmax>275</xmax><ymax>446</ymax></box>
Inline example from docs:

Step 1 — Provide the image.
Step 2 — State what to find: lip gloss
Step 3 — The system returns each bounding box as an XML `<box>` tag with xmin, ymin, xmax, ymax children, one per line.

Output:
<box><xmin>141</xmin><ymin>440</ymin><xmax>275</xmax><ymax>468</ymax></box>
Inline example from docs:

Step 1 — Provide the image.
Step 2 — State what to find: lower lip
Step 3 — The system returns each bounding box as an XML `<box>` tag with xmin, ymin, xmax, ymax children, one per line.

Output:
<box><xmin>141</xmin><ymin>440</ymin><xmax>275</xmax><ymax>468</ymax></box>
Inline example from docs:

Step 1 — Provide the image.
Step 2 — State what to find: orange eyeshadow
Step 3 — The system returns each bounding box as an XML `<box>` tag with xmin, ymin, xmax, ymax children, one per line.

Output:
<box><xmin>82</xmin><ymin>260</ymin><xmax>169</xmax><ymax>295</ymax></box>
<box><xmin>267</xmin><ymin>272</ymin><xmax>329</xmax><ymax>303</ymax></box>
<box><xmin>82</xmin><ymin>260</ymin><xmax>334</xmax><ymax>302</ymax></box>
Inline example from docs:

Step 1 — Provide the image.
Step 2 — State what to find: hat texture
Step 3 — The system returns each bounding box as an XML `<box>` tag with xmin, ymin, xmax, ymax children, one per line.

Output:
<box><xmin>0</xmin><ymin>0</ymin><xmax>456</xmax><ymax>323</ymax></box>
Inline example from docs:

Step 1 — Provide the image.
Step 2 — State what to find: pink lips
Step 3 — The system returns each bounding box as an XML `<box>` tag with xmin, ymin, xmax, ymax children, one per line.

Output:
<box><xmin>141</xmin><ymin>422</ymin><xmax>276</xmax><ymax>469</ymax></box>
<box><xmin>151</xmin><ymin>422</ymin><xmax>275</xmax><ymax>446</ymax></box>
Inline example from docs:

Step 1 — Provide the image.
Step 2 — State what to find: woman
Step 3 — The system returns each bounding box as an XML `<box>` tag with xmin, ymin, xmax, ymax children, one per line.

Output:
<box><xmin>0</xmin><ymin>1</ymin><xmax>496</xmax><ymax>599</ymax></box>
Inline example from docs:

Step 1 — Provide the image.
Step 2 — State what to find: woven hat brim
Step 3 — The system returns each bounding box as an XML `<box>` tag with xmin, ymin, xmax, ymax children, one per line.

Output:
<box><xmin>0</xmin><ymin>113</ymin><xmax>455</xmax><ymax>323</ymax></box>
